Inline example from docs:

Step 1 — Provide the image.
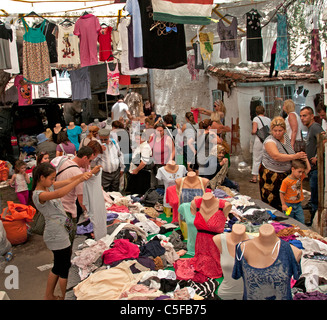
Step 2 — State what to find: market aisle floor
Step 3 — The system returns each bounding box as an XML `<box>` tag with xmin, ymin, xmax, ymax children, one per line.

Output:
<box><xmin>0</xmin><ymin>156</ymin><xmax>312</xmax><ymax>300</ymax></box>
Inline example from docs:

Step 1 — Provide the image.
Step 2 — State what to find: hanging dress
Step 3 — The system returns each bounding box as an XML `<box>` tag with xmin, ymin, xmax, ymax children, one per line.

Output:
<box><xmin>275</xmin><ymin>13</ymin><xmax>288</xmax><ymax>71</ymax></box>
<box><xmin>246</xmin><ymin>10</ymin><xmax>263</xmax><ymax>62</ymax></box>
<box><xmin>22</xmin><ymin>18</ymin><xmax>52</xmax><ymax>84</ymax></box>
<box><xmin>106</xmin><ymin>63</ymin><xmax>120</xmax><ymax>96</ymax></box>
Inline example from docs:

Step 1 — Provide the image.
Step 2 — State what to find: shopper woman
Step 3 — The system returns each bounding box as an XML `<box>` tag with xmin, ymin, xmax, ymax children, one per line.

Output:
<box><xmin>283</xmin><ymin>99</ymin><xmax>303</xmax><ymax>148</ymax></box>
<box><xmin>250</xmin><ymin>105</ymin><xmax>271</xmax><ymax>183</ymax></box>
<box><xmin>56</xmin><ymin>131</ymin><xmax>76</xmax><ymax>157</ymax></box>
<box><xmin>259</xmin><ymin>116</ymin><xmax>307</xmax><ymax>211</ymax></box>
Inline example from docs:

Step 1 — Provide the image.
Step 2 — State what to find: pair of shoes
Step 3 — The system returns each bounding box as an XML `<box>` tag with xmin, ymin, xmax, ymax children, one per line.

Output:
<box><xmin>249</xmin><ymin>179</ymin><xmax>257</xmax><ymax>183</ymax></box>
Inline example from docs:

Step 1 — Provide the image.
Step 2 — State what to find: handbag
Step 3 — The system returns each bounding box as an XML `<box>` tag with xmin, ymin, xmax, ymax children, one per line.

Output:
<box><xmin>256</xmin><ymin>117</ymin><xmax>270</xmax><ymax>143</ymax></box>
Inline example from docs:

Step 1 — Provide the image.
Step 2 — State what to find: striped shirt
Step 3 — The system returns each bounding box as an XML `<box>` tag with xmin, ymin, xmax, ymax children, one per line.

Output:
<box><xmin>262</xmin><ymin>134</ymin><xmax>294</xmax><ymax>173</ymax></box>
<box><xmin>93</xmin><ymin>139</ymin><xmax>125</xmax><ymax>173</ymax></box>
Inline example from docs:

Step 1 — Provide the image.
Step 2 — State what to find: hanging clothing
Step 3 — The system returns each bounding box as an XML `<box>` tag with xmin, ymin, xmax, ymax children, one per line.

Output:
<box><xmin>246</xmin><ymin>9</ymin><xmax>263</xmax><ymax>62</ymax></box>
<box><xmin>4</xmin><ymin>24</ymin><xmax>20</xmax><ymax>74</ymax></box>
<box><xmin>118</xmin><ymin>17</ymin><xmax>147</xmax><ymax>75</ymax></box>
<box><xmin>126</xmin><ymin>0</ymin><xmax>143</xmax><ymax>58</ymax></box>
<box><xmin>35</xmin><ymin>20</ymin><xmax>58</xmax><ymax>64</ymax></box>
<box><xmin>232</xmin><ymin>239</ymin><xmax>301</xmax><ymax>300</ymax></box>
<box><xmin>199</xmin><ymin>32</ymin><xmax>214</xmax><ymax>61</ymax></box>
<box><xmin>106</xmin><ymin>63</ymin><xmax>120</xmax><ymax>96</ymax></box>
<box><xmin>152</xmin><ymin>0</ymin><xmax>214</xmax><ymax>25</ymax></box>
<box><xmin>74</xmin><ymin>14</ymin><xmax>101</xmax><ymax>67</ymax></box>
<box><xmin>275</xmin><ymin>13</ymin><xmax>288</xmax><ymax>71</ymax></box>
<box><xmin>0</xmin><ymin>24</ymin><xmax>12</xmax><ymax>70</ymax></box>
<box><xmin>138</xmin><ymin>0</ymin><xmax>187</xmax><ymax>69</ymax></box>
<box><xmin>269</xmin><ymin>40</ymin><xmax>278</xmax><ymax>78</ymax></box>
<box><xmin>56</xmin><ymin>24</ymin><xmax>81</xmax><ymax>68</ymax></box>
<box><xmin>310</xmin><ymin>29</ymin><xmax>322</xmax><ymax>72</ymax></box>
<box><xmin>22</xmin><ymin>18</ymin><xmax>52</xmax><ymax>84</ymax></box>
<box><xmin>187</xmin><ymin>54</ymin><xmax>199</xmax><ymax>81</ymax></box>
<box><xmin>69</xmin><ymin>66</ymin><xmax>92</xmax><ymax>101</ymax></box>
<box><xmin>14</xmin><ymin>75</ymin><xmax>33</xmax><ymax>106</ymax></box>
<box><xmin>192</xmin><ymin>42</ymin><xmax>204</xmax><ymax>70</ymax></box>
<box><xmin>127</xmin><ymin>17</ymin><xmax>144</xmax><ymax>70</ymax></box>
<box><xmin>98</xmin><ymin>26</ymin><xmax>114</xmax><ymax>62</ymax></box>
<box><xmin>217</xmin><ymin>17</ymin><xmax>239</xmax><ymax>59</ymax></box>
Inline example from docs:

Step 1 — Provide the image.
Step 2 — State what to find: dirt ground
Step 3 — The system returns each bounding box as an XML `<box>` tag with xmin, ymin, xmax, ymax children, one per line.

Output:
<box><xmin>0</xmin><ymin>155</ymin><xmax>312</xmax><ymax>300</ymax></box>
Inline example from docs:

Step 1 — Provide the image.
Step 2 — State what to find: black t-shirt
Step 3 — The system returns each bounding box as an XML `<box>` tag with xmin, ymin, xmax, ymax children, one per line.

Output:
<box><xmin>138</xmin><ymin>0</ymin><xmax>187</xmax><ymax>69</ymax></box>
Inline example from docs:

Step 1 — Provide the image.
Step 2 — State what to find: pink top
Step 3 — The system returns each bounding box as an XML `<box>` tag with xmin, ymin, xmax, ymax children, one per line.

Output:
<box><xmin>74</xmin><ymin>14</ymin><xmax>101</xmax><ymax>67</ymax></box>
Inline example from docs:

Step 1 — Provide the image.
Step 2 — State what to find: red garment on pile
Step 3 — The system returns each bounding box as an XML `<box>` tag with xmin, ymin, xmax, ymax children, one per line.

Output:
<box><xmin>102</xmin><ymin>239</ymin><xmax>140</xmax><ymax>265</ymax></box>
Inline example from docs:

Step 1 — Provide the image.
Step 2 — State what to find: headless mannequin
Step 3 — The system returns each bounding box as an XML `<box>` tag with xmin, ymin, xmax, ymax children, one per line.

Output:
<box><xmin>213</xmin><ymin>224</ymin><xmax>248</xmax><ymax>257</ymax></box>
<box><xmin>191</xmin><ymin>192</ymin><xmax>231</xmax><ymax>220</ymax></box>
<box><xmin>176</xmin><ymin>171</ymin><xmax>209</xmax><ymax>194</ymax></box>
<box><xmin>164</xmin><ymin>160</ymin><xmax>179</xmax><ymax>174</ymax></box>
<box><xmin>80</xmin><ymin>123</ymin><xmax>87</xmax><ymax>132</ymax></box>
<box><xmin>240</xmin><ymin>224</ymin><xmax>302</xmax><ymax>268</ymax></box>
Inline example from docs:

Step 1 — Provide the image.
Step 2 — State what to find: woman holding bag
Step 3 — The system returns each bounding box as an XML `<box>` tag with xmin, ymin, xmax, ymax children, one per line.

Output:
<box><xmin>250</xmin><ymin>105</ymin><xmax>271</xmax><ymax>183</ymax></box>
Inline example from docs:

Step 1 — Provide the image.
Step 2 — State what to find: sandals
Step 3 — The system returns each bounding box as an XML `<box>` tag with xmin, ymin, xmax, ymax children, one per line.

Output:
<box><xmin>249</xmin><ymin>179</ymin><xmax>257</xmax><ymax>183</ymax></box>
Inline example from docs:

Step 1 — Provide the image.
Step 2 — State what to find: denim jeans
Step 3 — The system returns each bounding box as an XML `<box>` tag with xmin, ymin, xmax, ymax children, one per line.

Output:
<box><xmin>308</xmin><ymin>169</ymin><xmax>318</xmax><ymax>218</ymax></box>
<box><xmin>285</xmin><ymin>201</ymin><xmax>305</xmax><ymax>224</ymax></box>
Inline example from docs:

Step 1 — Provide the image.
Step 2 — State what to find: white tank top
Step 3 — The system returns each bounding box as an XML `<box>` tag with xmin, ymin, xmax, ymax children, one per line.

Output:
<box><xmin>285</xmin><ymin>112</ymin><xmax>302</xmax><ymax>141</ymax></box>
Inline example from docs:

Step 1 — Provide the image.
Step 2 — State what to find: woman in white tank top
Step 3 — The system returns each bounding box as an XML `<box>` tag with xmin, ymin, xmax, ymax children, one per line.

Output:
<box><xmin>283</xmin><ymin>99</ymin><xmax>302</xmax><ymax>147</ymax></box>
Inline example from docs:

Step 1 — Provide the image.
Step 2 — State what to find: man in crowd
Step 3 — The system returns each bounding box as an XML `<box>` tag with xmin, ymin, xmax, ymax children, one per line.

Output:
<box><xmin>300</xmin><ymin>106</ymin><xmax>325</xmax><ymax>225</ymax></box>
<box><xmin>94</xmin><ymin>128</ymin><xmax>125</xmax><ymax>192</ymax></box>
<box><xmin>110</xmin><ymin>94</ymin><xmax>132</xmax><ymax>122</ymax></box>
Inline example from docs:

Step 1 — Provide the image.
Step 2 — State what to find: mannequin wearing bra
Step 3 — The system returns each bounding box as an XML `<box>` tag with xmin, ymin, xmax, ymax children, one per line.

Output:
<box><xmin>239</xmin><ymin>223</ymin><xmax>301</xmax><ymax>268</ymax></box>
<box><xmin>233</xmin><ymin>223</ymin><xmax>302</xmax><ymax>300</ymax></box>
<box><xmin>213</xmin><ymin>224</ymin><xmax>250</xmax><ymax>300</ymax></box>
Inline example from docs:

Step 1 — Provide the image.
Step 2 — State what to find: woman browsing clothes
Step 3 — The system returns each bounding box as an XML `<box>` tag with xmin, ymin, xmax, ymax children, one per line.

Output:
<box><xmin>258</xmin><ymin>116</ymin><xmax>307</xmax><ymax>211</ymax></box>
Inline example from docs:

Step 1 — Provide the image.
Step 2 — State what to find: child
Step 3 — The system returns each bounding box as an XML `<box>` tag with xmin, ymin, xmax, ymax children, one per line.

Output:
<box><xmin>9</xmin><ymin>160</ymin><xmax>30</xmax><ymax>205</ymax></box>
<box><xmin>280</xmin><ymin>158</ymin><xmax>311</xmax><ymax>224</ymax></box>
<box><xmin>32</xmin><ymin>162</ymin><xmax>96</xmax><ymax>300</ymax></box>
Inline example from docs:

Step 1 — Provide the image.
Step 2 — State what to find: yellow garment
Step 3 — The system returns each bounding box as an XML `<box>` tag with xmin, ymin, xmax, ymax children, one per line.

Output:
<box><xmin>73</xmin><ymin>260</ymin><xmax>144</xmax><ymax>300</ymax></box>
<box><xmin>199</xmin><ymin>32</ymin><xmax>214</xmax><ymax>61</ymax></box>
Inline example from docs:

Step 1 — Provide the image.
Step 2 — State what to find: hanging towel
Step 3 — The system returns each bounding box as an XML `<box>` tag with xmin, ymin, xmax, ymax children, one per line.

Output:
<box><xmin>152</xmin><ymin>0</ymin><xmax>214</xmax><ymax>25</ymax></box>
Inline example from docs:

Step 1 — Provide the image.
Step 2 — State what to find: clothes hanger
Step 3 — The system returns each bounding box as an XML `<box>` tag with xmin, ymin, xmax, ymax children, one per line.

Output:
<box><xmin>82</xmin><ymin>11</ymin><xmax>89</xmax><ymax>16</ymax></box>
<box><xmin>24</xmin><ymin>11</ymin><xmax>46</xmax><ymax>21</ymax></box>
<box><xmin>59</xmin><ymin>18</ymin><xmax>74</xmax><ymax>26</ymax></box>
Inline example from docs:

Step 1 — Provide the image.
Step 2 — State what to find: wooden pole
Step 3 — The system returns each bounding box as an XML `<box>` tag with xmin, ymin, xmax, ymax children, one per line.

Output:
<box><xmin>317</xmin><ymin>133</ymin><xmax>325</xmax><ymax>235</ymax></box>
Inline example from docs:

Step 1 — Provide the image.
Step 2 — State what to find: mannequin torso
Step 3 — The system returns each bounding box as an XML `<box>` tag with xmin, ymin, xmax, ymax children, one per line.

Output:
<box><xmin>176</xmin><ymin>172</ymin><xmax>208</xmax><ymax>193</ymax></box>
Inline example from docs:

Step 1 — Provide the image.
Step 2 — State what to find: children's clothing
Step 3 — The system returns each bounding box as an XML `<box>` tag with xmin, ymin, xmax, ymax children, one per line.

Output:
<box><xmin>14</xmin><ymin>173</ymin><xmax>29</xmax><ymax>205</ymax></box>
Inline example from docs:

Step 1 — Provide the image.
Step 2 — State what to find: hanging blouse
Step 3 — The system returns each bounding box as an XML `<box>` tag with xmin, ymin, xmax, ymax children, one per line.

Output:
<box><xmin>246</xmin><ymin>9</ymin><xmax>263</xmax><ymax>62</ymax></box>
<box><xmin>107</xmin><ymin>63</ymin><xmax>120</xmax><ymax>96</ymax></box>
<box><xmin>310</xmin><ymin>29</ymin><xmax>322</xmax><ymax>72</ymax></box>
<box><xmin>275</xmin><ymin>13</ymin><xmax>288</xmax><ymax>71</ymax></box>
<box><xmin>98</xmin><ymin>26</ymin><xmax>114</xmax><ymax>62</ymax></box>
<box><xmin>56</xmin><ymin>24</ymin><xmax>80</xmax><ymax>68</ymax></box>
<box><xmin>3</xmin><ymin>24</ymin><xmax>20</xmax><ymax>74</ymax></box>
<box><xmin>0</xmin><ymin>24</ymin><xmax>12</xmax><ymax>70</ymax></box>
<box><xmin>22</xmin><ymin>18</ymin><xmax>52</xmax><ymax>84</ymax></box>
<box><xmin>217</xmin><ymin>17</ymin><xmax>239</xmax><ymax>59</ymax></box>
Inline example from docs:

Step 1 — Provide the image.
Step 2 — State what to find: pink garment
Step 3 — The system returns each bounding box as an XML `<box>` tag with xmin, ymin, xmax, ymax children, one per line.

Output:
<box><xmin>102</xmin><ymin>239</ymin><xmax>140</xmax><ymax>265</ymax></box>
<box><xmin>271</xmin><ymin>40</ymin><xmax>277</xmax><ymax>54</ymax></box>
<box><xmin>14</xmin><ymin>75</ymin><xmax>33</xmax><ymax>106</ymax></box>
<box><xmin>74</xmin><ymin>14</ymin><xmax>101</xmax><ymax>67</ymax></box>
<box><xmin>98</xmin><ymin>26</ymin><xmax>113</xmax><ymax>62</ymax></box>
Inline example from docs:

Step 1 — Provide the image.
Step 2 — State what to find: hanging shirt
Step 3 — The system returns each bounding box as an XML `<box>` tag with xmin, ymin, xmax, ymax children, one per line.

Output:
<box><xmin>106</xmin><ymin>63</ymin><xmax>120</xmax><ymax>96</ymax></box>
<box><xmin>4</xmin><ymin>24</ymin><xmax>20</xmax><ymax>74</ymax></box>
<box><xmin>138</xmin><ymin>0</ymin><xmax>187</xmax><ymax>69</ymax></box>
<box><xmin>152</xmin><ymin>0</ymin><xmax>214</xmax><ymax>25</ymax></box>
<box><xmin>310</xmin><ymin>29</ymin><xmax>322</xmax><ymax>72</ymax></box>
<box><xmin>0</xmin><ymin>24</ymin><xmax>12</xmax><ymax>70</ymax></box>
<box><xmin>217</xmin><ymin>17</ymin><xmax>239</xmax><ymax>59</ymax></box>
<box><xmin>275</xmin><ymin>13</ymin><xmax>288</xmax><ymax>71</ymax></box>
<box><xmin>246</xmin><ymin>9</ymin><xmax>263</xmax><ymax>62</ymax></box>
<box><xmin>69</xmin><ymin>66</ymin><xmax>92</xmax><ymax>101</ymax></box>
<box><xmin>74</xmin><ymin>14</ymin><xmax>101</xmax><ymax>67</ymax></box>
<box><xmin>126</xmin><ymin>0</ymin><xmax>143</xmax><ymax>58</ymax></box>
<box><xmin>98</xmin><ymin>26</ymin><xmax>114</xmax><ymax>62</ymax></box>
<box><xmin>56</xmin><ymin>24</ymin><xmax>81</xmax><ymax>68</ymax></box>
<box><xmin>14</xmin><ymin>75</ymin><xmax>33</xmax><ymax>106</ymax></box>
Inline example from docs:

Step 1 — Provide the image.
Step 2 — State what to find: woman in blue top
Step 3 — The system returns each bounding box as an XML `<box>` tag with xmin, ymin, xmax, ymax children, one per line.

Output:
<box><xmin>66</xmin><ymin>122</ymin><xmax>82</xmax><ymax>151</ymax></box>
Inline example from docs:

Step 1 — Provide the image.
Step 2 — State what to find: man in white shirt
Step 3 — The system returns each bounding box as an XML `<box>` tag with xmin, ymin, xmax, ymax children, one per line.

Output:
<box><xmin>110</xmin><ymin>94</ymin><xmax>132</xmax><ymax>121</ymax></box>
<box><xmin>93</xmin><ymin>128</ymin><xmax>125</xmax><ymax>192</ymax></box>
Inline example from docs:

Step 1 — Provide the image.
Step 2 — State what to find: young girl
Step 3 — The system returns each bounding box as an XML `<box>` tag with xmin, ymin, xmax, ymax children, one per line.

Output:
<box><xmin>10</xmin><ymin>160</ymin><xmax>30</xmax><ymax>205</ymax></box>
<box><xmin>36</xmin><ymin>151</ymin><xmax>50</xmax><ymax>166</ymax></box>
<box><xmin>32</xmin><ymin>162</ymin><xmax>93</xmax><ymax>300</ymax></box>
